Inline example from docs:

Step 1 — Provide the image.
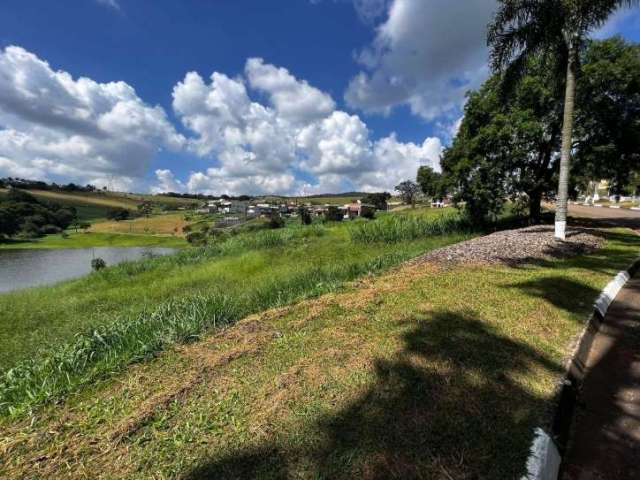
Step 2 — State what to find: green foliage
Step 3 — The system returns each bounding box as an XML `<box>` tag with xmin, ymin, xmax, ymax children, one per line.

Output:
<box><xmin>268</xmin><ymin>213</ymin><xmax>285</xmax><ymax>229</ymax></box>
<box><xmin>442</xmin><ymin>38</ymin><xmax>640</xmax><ymax>225</ymax></box>
<box><xmin>442</xmin><ymin>68</ymin><xmax>562</xmax><ymax>224</ymax></box>
<box><xmin>361</xmin><ymin>192</ymin><xmax>391</xmax><ymax>210</ymax></box>
<box><xmin>0</xmin><ymin>189</ymin><xmax>78</xmax><ymax>238</ymax></box>
<box><xmin>350</xmin><ymin>211</ymin><xmax>470</xmax><ymax>244</ymax></box>
<box><xmin>91</xmin><ymin>258</ymin><xmax>107</xmax><ymax>271</ymax></box>
<box><xmin>186</xmin><ymin>230</ymin><xmax>207</xmax><ymax>246</ymax></box>
<box><xmin>573</xmin><ymin>37</ymin><xmax>640</xmax><ymax>193</ymax></box>
<box><xmin>360</xmin><ymin>205</ymin><xmax>376</xmax><ymax>220</ymax></box>
<box><xmin>395</xmin><ymin>180</ymin><xmax>420</xmax><ymax>207</ymax></box>
<box><xmin>324</xmin><ymin>206</ymin><xmax>343</xmax><ymax>222</ymax></box>
<box><xmin>417</xmin><ymin>166</ymin><xmax>446</xmax><ymax>200</ymax></box>
<box><xmin>137</xmin><ymin>201</ymin><xmax>154</xmax><ymax>217</ymax></box>
<box><xmin>298</xmin><ymin>206</ymin><xmax>313</xmax><ymax>225</ymax></box>
<box><xmin>106</xmin><ymin>208</ymin><xmax>130</xmax><ymax>221</ymax></box>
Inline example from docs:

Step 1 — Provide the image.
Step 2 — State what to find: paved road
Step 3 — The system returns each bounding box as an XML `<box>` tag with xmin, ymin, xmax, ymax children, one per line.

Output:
<box><xmin>569</xmin><ymin>203</ymin><xmax>640</xmax><ymax>220</ymax></box>
<box><xmin>560</xmin><ymin>275</ymin><xmax>640</xmax><ymax>479</ymax></box>
<box><xmin>557</xmin><ymin>205</ymin><xmax>640</xmax><ymax>479</ymax></box>
<box><xmin>548</xmin><ymin>203</ymin><xmax>640</xmax><ymax>230</ymax></box>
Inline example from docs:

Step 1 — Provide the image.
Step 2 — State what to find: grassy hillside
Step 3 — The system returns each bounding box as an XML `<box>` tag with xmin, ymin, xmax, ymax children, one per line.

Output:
<box><xmin>0</xmin><ymin>189</ymin><xmax>198</xmax><ymax>220</ymax></box>
<box><xmin>0</xmin><ymin>209</ymin><xmax>468</xmax><ymax>405</ymax></box>
<box><xmin>1</xmin><ymin>227</ymin><xmax>639</xmax><ymax>478</ymax></box>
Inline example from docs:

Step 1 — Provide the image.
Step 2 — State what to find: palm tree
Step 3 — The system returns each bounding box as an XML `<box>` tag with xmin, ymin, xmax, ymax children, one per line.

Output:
<box><xmin>488</xmin><ymin>0</ymin><xmax>639</xmax><ymax>239</ymax></box>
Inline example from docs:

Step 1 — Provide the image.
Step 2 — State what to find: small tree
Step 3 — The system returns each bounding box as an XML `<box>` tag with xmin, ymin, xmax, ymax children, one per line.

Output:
<box><xmin>298</xmin><ymin>206</ymin><xmax>312</xmax><ymax>225</ymax></box>
<box><xmin>361</xmin><ymin>192</ymin><xmax>391</xmax><ymax>210</ymax></box>
<box><xmin>106</xmin><ymin>208</ymin><xmax>130</xmax><ymax>221</ymax></box>
<box><xmin>324</xmin><ymin>206</ymin><xmax>344</xmax><ymax>222</ymax></box>
<box><xmin>268</xmin><ymin>213</ymin><xmax>285</xmax><ymax>229</ymax></box>
<box><xmin>417</xmin><ymin>166</ymin><xmax>446</xmax><ymax>201</ymax></box>
<box><xmin>137</xmin><ymin>202</ymin><xmax>153</xmax><ymax>217</ymax></box>
<box><xmin>360</xmin><ymin>205</ymin><xmax>376</xmax><ymax>219</ymax></box>
<box><xmin>91</xmin><ymin>258</ymin><xmax>106</xmax><ymax>271</ymax></box>
<box><xmin>395</xmin><ymin>181</ymin><xmax>420</xmax><ymax>208</ymax></box>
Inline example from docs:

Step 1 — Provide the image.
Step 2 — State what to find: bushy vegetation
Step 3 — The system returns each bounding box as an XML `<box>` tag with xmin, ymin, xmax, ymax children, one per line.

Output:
<box><xmin>0</xmin><ymin>189</ymin><xmax>77</xmax><ymax>238</ymax></box>
<box><xmin>0</xmin><ymin>177</ymin><xmax>98</xmax><ymax>192</ymax></box>
<box><xmin>350</xmin><ymin>210</ymin><xmax>470</xmax><ymax>244</ymax></box>
<box><xmin>360</xmin><ymin>192</ymin><xmax>391</xmax><ymax>210</ymax></box>
<box><xmin>106</xmin><ymin>207</ymin><xmax>131</xmax><ymax>221</ymax></box>
<box><xmin>442</xmin><ymin>37</ymin><xmax>640</xmax><ymax>225</ymax></box>
<box><xmin>325</xmin><ymin>205</ymin><xmax>343</xmax><ymax>221</ymax></box>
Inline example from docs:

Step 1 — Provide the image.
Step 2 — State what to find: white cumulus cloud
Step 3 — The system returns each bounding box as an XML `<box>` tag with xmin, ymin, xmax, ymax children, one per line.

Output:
<box><xmin>345</xmin><ymin>0</ymin><xmax>495</xmax><ymax>122</ymax></box>
<box><xmin>0</xmin><ymin>45</ymin><xmax>184</xmax><ymax>189</ymax></box>
<box><xmin>169</xmin><ymin>57</ymin><xmax>443</xmax><ymax>195</ymax></box>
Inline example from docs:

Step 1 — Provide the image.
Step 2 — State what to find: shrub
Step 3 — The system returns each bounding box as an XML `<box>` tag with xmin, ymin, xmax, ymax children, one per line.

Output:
<box><xmin>186</xmin><ymin>231</ymin><xmax>207</xmax><ymax>246</ymax></box>
<box><xmin>350</xmin><ymin>211</ymin><xmax>469</xmax><ymax>244</ymax></box>
<box><xmin>268</xmin><ymin>214</ymin><xmax>285</xmax><ymax>229</ymax></box>
<box><xmin>299</xmin><ymin>206</ymin><xmax>312</xmax><ymax>225</ymax></box>
<box><xmin>106</xmin><ymin>208</ymin><xmax>130</xmax><ymax>221</ymax></box>
<box><xmin>361</xmin><ymin>192</ymin><xmax>391</xmax><ymax>210</ymax></box>
<box><xmin>39</xmin><ymin>224</ymin><xmax>62</xmax><ymax>235</ymax></box>
<box><xmin>91</xmin><ymin>258</ymin><xmax>107</xmax><ymax>271</ymax></box>
<box><xmin>324</xmin><ymin>206</ymin><xmax>343</xmax><ymax>222</ymax></box>
<box><xmin>360</xmin><ymin>205</ymin><xmax>376</xmax><ymax>220</ymax></box>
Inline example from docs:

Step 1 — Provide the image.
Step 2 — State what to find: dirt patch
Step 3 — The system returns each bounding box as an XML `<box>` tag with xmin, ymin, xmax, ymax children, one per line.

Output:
<box><xmin>415</xmin><ymin>226</ymin><xmax>604</xmax><ymax>266</ymax></box>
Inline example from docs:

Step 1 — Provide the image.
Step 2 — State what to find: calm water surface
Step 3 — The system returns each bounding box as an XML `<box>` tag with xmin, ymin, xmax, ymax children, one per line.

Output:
<box><xmin>0</xmin><ymin>247</ymin><xmax>176</xmax><ymax>293</ymax></box>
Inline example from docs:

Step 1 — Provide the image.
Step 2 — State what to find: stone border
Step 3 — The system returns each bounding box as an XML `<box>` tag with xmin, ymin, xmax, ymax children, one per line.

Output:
<box><xmin>522</xmin><ymin>256</ymin><xmax>640</xmax><ymax>480</ymax></box>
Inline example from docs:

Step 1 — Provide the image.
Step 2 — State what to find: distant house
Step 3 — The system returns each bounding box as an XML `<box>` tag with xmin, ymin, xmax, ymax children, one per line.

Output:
<box><xmin>201</xmin><ymin>199</ymin><xmax>248</xmax><ymax>214</ymax></box>
<box><xmin>343</xmin><ymin>200</ymin><xmax>376</xmax><ymax>219</ymax></box>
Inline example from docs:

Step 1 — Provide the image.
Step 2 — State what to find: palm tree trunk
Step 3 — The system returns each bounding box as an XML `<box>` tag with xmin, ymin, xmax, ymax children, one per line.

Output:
<box><xmin>555</xmin><ymin>39</ymin><xmax>578</xmax><ymax>240</ymax></box>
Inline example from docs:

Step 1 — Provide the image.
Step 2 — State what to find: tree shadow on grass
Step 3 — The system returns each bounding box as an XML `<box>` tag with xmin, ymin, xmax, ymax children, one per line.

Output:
<box><xmin>511</xmin><ymin>276</ymin><xmax>602</xmax><ymax>316</ymax></box>
<box><xmin>500</xmin><ymin>228</ymin><xmax>640</xmax><ymax>276</ymax></box>
<box><xmin>186</xmin><ymin>311</ymin><xmax>563</xmax><ymax>479</ymax></box>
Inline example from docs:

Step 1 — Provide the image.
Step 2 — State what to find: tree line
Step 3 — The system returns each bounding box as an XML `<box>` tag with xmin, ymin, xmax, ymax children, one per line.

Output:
<box><xmin>401</xmin><ymin>36</ymin><xmax>639</xmax><ymax>227</ymax></box>
<box><xmin>0</xmin><ymin>177</ymin><xmax>99</xmax><ymax>193</ymax></box>
<box><xmin>0</xmin><ymin>189</ymin><xmax>77</xmax><ymax>238</ymax></box>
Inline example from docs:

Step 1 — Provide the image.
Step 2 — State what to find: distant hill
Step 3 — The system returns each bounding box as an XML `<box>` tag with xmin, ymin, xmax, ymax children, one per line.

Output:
<box><xmin>0</xmin><ymin>188</ymin><xmax>197</xmax><ymax>222</ymax></box>
<box><xmin>297</xmin><ymin>192</ymin><xmax>367</xmax><ymax>199</ymax></box>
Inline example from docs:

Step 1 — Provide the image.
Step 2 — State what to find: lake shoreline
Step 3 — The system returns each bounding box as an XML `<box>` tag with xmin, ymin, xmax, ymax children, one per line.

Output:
<box><xmin>0</xmin><ymin>231</ymin><xmax>187</xmax><ymax>250</ymax></box>
<box><xmin>0</xmin><ymin>245</ymin><xmax>178</xmax><ymax>293</ymax></box>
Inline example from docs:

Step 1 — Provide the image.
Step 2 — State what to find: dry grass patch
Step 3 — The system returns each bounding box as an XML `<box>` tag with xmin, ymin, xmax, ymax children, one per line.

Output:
<box><xmin>90</xmin><ymin>213</ymin><xmax>188</xmax><ymax>235</ymax></box>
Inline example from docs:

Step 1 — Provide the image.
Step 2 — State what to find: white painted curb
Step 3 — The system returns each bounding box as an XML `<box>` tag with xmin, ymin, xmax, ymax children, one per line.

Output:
<box><xmin>609</xmin><ymin>205</ymin><xmax>621</xmax><ymax>209</ymax></box>
<box><xmin>631</xmin><ymin>207</ymin><xmax>640</xmax><ymax>211</ymax></box>
<box><xmin>522</xmin><ymin>429</ymin><xmax>561</xmax><ymax>480</ymax></box>
<box><xmin>522</xmin><ymin>257</ymin><xmax>640</xmax><ymax>480</ymax></box>
<box><xmin>594</xmin><ymin>271</ymin><xmax>630</xmax><ymax>318</ymax></box>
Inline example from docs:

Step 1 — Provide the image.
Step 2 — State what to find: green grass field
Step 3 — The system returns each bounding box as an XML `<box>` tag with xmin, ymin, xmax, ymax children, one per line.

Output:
<box><xmin>0</xmin><ymin>210</ymin><xmax>468</xmax><ymax>377</ymax></box>
<box><xmin>0</xmin><ymin>232</ymin><xmax>187</xmax><ymax>250</ymax></box>
<box><xmin>1</xmin><ymin>223</ymin><xmax>639</xmax><ymax>478</ymax></box>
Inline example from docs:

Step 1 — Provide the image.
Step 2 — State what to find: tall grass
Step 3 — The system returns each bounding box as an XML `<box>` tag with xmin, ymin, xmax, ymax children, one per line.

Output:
<box><xmin>95</xmin><ymin>224</ymin><xmax>327</xmax><ymax>281</ymax></box>
<box><xmin>0</xmin><ymin>249</ymin><xmax>410</xmax><ymax>418</ymax></box>
<box><xmin>350</xmin><ymin>210</ymin><xmax>471</xmax><ymax>244</ymax></box>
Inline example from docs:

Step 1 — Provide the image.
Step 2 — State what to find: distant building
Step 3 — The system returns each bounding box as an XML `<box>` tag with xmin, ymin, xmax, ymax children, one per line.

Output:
<box><xmin>343</xmin><ymin>200</ymin><xmax>376</xmax><ymax>219</ymax></box>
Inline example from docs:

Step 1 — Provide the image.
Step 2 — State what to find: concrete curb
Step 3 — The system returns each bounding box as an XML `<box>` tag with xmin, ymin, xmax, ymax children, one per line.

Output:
<box><xmin>521</xmin><ymin>256</ymin><xmax>640</xmax><ymax>480</ymax></box>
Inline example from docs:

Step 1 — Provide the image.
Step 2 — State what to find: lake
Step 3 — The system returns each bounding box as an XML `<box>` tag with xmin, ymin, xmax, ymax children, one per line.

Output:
<box><xmin>0</xmin><ymin>247</ymin><xmax>177</xmax><ymax>293</ymax></box>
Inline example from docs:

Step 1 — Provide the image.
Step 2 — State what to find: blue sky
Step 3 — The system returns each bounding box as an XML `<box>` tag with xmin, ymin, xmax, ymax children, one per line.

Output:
<box><xmin>0</xmin><ymin>0</ymin><xmax>638</xmax><ymax>195</ymax></box>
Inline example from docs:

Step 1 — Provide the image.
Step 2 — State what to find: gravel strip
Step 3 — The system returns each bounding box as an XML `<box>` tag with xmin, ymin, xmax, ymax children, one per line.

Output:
<box><xmin>416</xmin><ymin>225</ymin><xmax>605</xmax><ymax>267</ymax></box>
